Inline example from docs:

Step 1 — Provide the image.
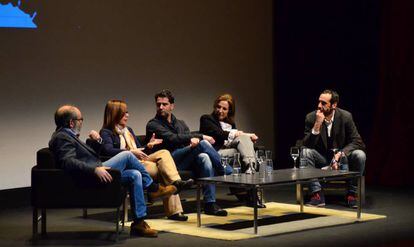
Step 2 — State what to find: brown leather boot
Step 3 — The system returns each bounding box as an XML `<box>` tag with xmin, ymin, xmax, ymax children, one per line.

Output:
<box><xmin>149</xmin><ymin>184</ymin><xmax>177</xmax><ymax>199</ymax></box>
<box><xmin>130</xmin><ymin>220</ymin><xmax>158</xmax><ymax>237</ymax></box>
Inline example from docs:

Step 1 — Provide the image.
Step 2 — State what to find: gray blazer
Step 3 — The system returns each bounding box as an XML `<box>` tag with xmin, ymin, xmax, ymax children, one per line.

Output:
<box><xmin>49</xmin><ymin>128</ymin><xmax>102</xmax><ymax>174</ymax></box>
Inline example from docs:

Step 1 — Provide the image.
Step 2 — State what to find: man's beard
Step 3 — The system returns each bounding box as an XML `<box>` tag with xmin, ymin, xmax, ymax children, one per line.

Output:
<box><xmin>73</xmin><ymin>122</ymin><xmax>82</xmax><ymax>136</ymax></box>
<box><xmin>323</xmin><ymin>108</ymin><xmax>334</xmax><ymax>116</ymax></box>
<box><xmin>157</xmin><ymin>110</ymin><xmax>168</xmax><ymax>119</ymax></box>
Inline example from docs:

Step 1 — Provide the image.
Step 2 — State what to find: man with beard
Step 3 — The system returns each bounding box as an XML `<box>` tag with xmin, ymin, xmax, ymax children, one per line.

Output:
<box><xmin>146</xmin><ymin>90</ymin><xmax>232</xmax><ymax>216</ymax></box>
<box><xmin>301</xmin><ymin>90</ymin><xmax>366</xmax><ymax>208</ymax></box>
<box><xmin>49</xmin><ymin>105</ymin><xmax>177</xmax><ymax>237</ymax></box>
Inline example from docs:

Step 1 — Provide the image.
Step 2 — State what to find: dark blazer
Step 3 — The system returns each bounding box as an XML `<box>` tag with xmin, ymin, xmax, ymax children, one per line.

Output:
<box><xmin>48</xmin><ymin>128</ymin><xmax>102</xmax><ymax>174</ymax></box>
<box><xmin>199</xmin><ymin>114</ymin><xmax>236</xmax><ymax>150</ymax></box>
<box><xmin>302</xmin><ymin>108</ymin><xmax>366</xmax><ymax>156</ymax></box>
<box><xmin>99</xmin><ymin>127</ymin><xmax>144</xmax><ymax>157</ymax></box>
<box><xmin>146</xmin><ymin>114</ymin><xmax>203</xmax><ymax>152</ymax></box>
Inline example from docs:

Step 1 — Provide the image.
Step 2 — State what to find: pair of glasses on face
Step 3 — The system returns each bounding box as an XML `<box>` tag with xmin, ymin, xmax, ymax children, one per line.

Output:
<box><xmin>73</xmin><ymin>118</ymin><xmax>84</xmax><ymax>121</ymax></box>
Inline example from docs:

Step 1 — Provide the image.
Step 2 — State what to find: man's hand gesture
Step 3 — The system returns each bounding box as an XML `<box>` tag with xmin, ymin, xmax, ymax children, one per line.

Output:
<box><xmin>147</xmin><ymin>133</ymin><xmax>163</xmax><ymax>149</ymax></box>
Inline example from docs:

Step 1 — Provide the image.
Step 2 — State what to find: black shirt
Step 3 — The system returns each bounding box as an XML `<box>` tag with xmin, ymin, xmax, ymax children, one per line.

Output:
<box><xmin>146</xmin><ymin>114</ymin><xmax>203</xmax><ymax>152</ymax></box>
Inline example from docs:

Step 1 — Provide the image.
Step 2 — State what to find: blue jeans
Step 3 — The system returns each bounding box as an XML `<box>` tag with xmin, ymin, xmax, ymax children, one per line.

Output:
<box><xmin>103</xmin><ymin>151</ymin><xmax>153</xmax><ymax>219</ymax></box>
<box><xmin>172</xmin><ymin>140</ymin><xmax>232</xmax><ymax>203</ymax></box>
<box><xmin>301</xmin><ymin>148</ymin><xmax>366</xmax><ymax>194</ymax></box>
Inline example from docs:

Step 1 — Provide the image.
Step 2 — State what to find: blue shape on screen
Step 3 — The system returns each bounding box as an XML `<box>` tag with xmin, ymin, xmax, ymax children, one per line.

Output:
<box><xmin>0</xmin><ymin>1</ymin><xmax>37</xmax><ymax>28</ymax></box>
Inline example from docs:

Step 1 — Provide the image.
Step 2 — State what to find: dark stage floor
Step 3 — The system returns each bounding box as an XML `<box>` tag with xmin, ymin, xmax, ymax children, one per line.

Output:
<box><xmin>1</xmin><ymin>185</ymin><xmax>413</xmax><ymax>247</ymax></box>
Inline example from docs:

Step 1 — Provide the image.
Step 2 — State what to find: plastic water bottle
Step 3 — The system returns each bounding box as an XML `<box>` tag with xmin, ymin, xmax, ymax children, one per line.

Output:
<box><xmin>339</xmin><ymin>152</ymin><xmax>349</xmax><ymax>172</ymax></box>
<box><xmin>233</xmin><ymin>153</ymin><xmax>242</xmax><ymax>175</ymax></box>
<box><xmin>299</xmin><ymin>148</ymin><xmax>307</xmax><ymax>168</ymax></box>
<box><xmin>259</xmin><ymin>160</ymin><xmax>267</xmax><ymax>178</ymax></box>
<box><xmin>266</xmin><ymin>159</ymin><xmax>273</xmax><ymax>174</ymax></box>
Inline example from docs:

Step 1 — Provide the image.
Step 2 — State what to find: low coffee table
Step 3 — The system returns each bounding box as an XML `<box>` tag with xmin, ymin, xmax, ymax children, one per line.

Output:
<box><xmin>196</xmin><ymin>168</ymin><xmax>362</xmax><ymax>234</ymax></box>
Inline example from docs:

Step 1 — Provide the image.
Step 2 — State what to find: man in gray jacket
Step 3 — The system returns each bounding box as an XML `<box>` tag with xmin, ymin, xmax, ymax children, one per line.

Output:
<box><xmin>301</xmin><ymin>89</ymin><xmax>366</xmax><ymax>208</ymax></box>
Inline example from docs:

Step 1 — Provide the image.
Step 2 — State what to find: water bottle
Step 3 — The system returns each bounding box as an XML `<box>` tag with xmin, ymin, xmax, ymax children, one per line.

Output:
<box><xmin>339</xmin><ymin>152</ymin><xmax>349</xmax><ymax>172</ymax></box>
<box><xmin>259</xmin><ymin>159</ymin><xmax>267</xmax><ymax>178</ymax></box>
<box><xmin>266</xmin><ymin>159</ymin><xmax>274</xmax><ymax>174</ymax></box>
<box><xmin>299</xmin><ymin>148</ymin><xmax>307</xmax><ymax>168</ymax></box>
<box><xmin>233</xmin><ymin>153</ymin><xmax>242</xmax><ymax>175</ymax></box>
<box><xmin>265</xmin><ymin>150</ymin><xmax>273</xmax><ymax>173</ymax></box>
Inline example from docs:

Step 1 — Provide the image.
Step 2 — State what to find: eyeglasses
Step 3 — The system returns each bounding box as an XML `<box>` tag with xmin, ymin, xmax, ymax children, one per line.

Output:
<box><xmin>73</xmin><ymin>118</ymin><xmax>84</xmax><ymax>121</ymax></box>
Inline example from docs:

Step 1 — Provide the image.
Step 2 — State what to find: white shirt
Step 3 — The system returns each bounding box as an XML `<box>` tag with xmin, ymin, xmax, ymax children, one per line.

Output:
<box><xmin>219</xmin><ymin>121</ymin><xmax>238</xmax><ymax>147</ymax></box>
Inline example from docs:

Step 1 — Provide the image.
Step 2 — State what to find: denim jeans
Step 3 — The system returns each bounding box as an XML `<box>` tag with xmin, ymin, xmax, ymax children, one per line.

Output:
<box><xmin>103</xmin><ymin>151</ymin><xmax>153</xmax><ymax>219</ymax></box>
<box><xmin>301</xmin><ymin>148</ymin><xmax>366</xmax><ymax>194</ymax></box>
<box><xmin>172</xmin><ymin>140</ymin><xmax>232</xmax><ymax>203</ymax></box>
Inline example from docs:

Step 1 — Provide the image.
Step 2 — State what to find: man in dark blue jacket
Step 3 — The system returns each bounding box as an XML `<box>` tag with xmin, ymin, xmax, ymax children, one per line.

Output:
<box><xmin>49</xmin><ymin>105</ymin><xmax>176</xmax><ymax>237</ymax></box>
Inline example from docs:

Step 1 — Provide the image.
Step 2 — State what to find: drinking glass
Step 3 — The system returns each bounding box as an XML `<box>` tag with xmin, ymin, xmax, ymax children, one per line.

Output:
<box><xmin>220</xmin><ymin>157</ymin><xmax>228</xmax><ymax>177</ymax></box>
<box><xmin>265</xmin><ymin>150</ymin><xmax>272</xmax><ymax>160</ymax></box>
<box><xmin>256</xmin><ymin>150</ymin><xmax>265</xmax><ymax>161</ymax></box>
<box><xmin>290</xmin><ymin>146</ymin><xmax>300</xmax><ymax>169</ymax></box>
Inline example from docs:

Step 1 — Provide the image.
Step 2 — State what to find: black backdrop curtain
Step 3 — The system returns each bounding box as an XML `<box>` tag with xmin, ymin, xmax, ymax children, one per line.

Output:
<box><xmin>274</xmin><ymin>0</ymin><xmax>413</xmax><ymax>187</ymax></box>
<box><xmin>367</xmin><ymin>0</ymin><xmax>414</xmax><ymax>186</ymax></box>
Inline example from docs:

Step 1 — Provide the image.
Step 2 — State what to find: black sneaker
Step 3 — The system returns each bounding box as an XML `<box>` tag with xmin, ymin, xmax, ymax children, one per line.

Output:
<box><xmin>204</xmin><ymin>202</ymin><xmax>228</xmax><ymax>216</ymax></box>
<box><xmin>306</xmin><ymin>191</ymin><xmax>326</xmax><ymax>207</ymax></box>
<box><xmin>346</xmin><ymin>194</ymin><xmax>358</xmax><ymax>209</ymax></box>
<box><xmin>167</xmin><ymin>213</ymin><xmax>188</xmax><ymax>221</ymax></box>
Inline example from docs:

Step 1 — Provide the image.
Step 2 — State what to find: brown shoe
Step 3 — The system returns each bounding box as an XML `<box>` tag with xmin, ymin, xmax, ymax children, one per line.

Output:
<box><xmin>149</xmin><ymin>184</ymin><xmax>177</xmax><ymax>199</ymax></box>
<box><xmin>130</xmin><ymin>220</ymin><xmax>158</xmax><ymax>237</ymax></box>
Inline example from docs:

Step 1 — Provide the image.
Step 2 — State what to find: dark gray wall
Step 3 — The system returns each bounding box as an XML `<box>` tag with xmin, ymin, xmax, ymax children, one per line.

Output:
<box><xmin>0</xmin><ymin>0</ymin><xmax>273</xmax><ymax>189</ymax></box>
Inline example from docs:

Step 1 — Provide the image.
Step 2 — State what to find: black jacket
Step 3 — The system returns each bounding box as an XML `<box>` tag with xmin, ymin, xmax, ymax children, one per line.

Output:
<box><xmin>146</xmin><ymin>114</ymin><xmax>203</xmax><ymax>152</ymax></box>
<box><xmin>48</xmin><ymin>128</ymin><xmax>102</xmax><ymax>174</ymax></box>
<box><xmin>199</xmin><ymin>114</ymin><xmax>236</xmax><ymax>150</ymax></box>
<box><xmin>302</xmin><ymin>108</ymin><xmax>366</xmax><ymax>156</ymax></box>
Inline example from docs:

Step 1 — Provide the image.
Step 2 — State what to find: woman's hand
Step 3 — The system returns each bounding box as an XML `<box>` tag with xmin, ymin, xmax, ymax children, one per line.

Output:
<box><xmin>249</xmin><ymin>133</ymin><xmax>259</xmax><ymax>142</ymax></box>
<box><xmin>131</xmin><ymin>148</ymin><xmax>149</xmax><ymax>160</ymax></box>
<box><xmin>147</xmin><ymin>133</ymin><xmax>163</xmax><ymax>149</ymax></box>
<box><xmin>234</xmin><ymin>130</ymin><xmax>244</xmax><ymax>138</ymax></box>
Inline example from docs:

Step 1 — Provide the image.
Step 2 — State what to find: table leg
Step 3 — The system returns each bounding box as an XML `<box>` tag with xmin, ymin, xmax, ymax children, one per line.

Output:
<box><xmin>32</xmin><ymin>207</ymin><xmax>38</xmax><ymax>240</ymax></box>
<box><xmin>357</xmin><ymin>176</ymin><xmax>362</xmax><ymax>219</ymax></box>
<box><xmin>253</xmin><ymin>186</ymin><xmax>258</xmax><ymax>234</ymax></box>
<box><xmin>299</xmin><ymin>183</ymin><xmax>304</xmax><ymax>213</ymax></box>
<box><xmin>197</xmin><ymin>183</ymin><xmax>201</xmax><ymax>227</ymax></box>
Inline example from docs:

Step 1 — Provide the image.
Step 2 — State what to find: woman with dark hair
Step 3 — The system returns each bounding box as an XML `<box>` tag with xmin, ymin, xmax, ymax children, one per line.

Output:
<box><xmin>99</xmin><ymin>100</ymin><xmax>193</xmax><ymax>221</ymax></box>
<box><xmin>199</xmin><ymin>94</ymin><xmax>259</xmax><ymax>167</ymax></box>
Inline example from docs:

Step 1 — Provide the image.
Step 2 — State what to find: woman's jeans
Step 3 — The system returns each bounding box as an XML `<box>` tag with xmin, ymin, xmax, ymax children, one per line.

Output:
<box><xmin>103</xmin><ymin>151</ymin><xmax>153</xmax><ymax>219</ymax></box>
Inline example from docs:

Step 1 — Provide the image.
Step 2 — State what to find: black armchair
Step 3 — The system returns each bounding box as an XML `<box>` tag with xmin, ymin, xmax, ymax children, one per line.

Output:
<box><xmin>31</xmin><ymin>148</ymin><xmax>126</xmax><ymax>241</ymax></box>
